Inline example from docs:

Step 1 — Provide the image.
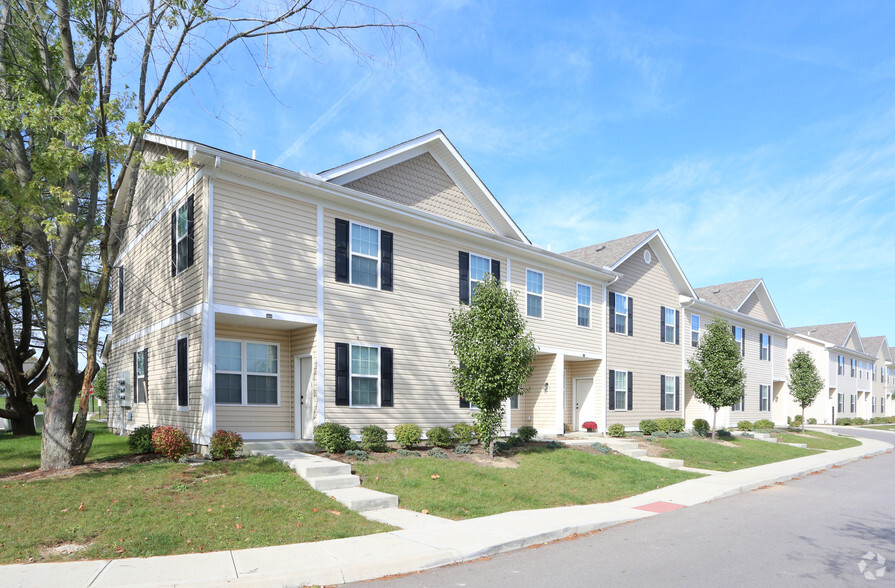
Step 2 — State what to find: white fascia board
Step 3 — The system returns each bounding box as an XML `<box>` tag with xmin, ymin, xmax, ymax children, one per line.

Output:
<box><xmin>318</xmin><ymin>130</ymin><xmax>444</xmax><ymax>181</ymax></box>
<box><xmin>145</xmin><ymin>133</ymin><xmax>198</xmax><ymax>156</ymax></box>
<box><xmin>612</xmin><ymin>230</ymin><xmax>697</xmax><ymax>298</ymax></box>
<box><xmin>536</xmin><ymin>345</ymin><xmax>603</xmax><ymax>360</ymax></box>
<box><xmin>686</xmin><ymin>299</ymin><xmax>794</xmax><ymax>337</ymax></box>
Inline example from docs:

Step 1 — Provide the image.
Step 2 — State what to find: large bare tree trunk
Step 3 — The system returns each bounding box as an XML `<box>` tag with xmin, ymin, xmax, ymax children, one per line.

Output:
<box><xmin>3</xmin><ymin>395</ymin><xmax>37</xmax><ymax>436</ymax></box>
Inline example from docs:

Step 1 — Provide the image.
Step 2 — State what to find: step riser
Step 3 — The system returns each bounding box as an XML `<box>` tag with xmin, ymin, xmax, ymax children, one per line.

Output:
<box><xmin>308</xmin><ymin>475</ymin><xmax>360</xmax><ymax>491</ymax></box>
<box><xmin>296</xmin><ymin>464</ymin><xmax>352</xmax><ymax>478</ymax></box>
<box><xmin>334</xmin><ymin>495</ymin><xmax>399</xmax><ymax>512</ymax></box>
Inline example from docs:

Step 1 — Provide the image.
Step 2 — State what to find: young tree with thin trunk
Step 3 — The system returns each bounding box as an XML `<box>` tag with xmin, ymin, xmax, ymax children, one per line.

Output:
<box><xmin>449</xmin><ymin>275</ymin><xmax>537</xmax><ymax>458</ymax></box>
<box><xmin>787</xmin><ymin>349</ymin><xmax>823</xmax><ymax>433</ymax></box>
<box><xmin>686</xmin><ymin>317</ymin><xmax>746</xmax><ymax>439</ymax></box>
<box><xmin>0</xmin><ymin>0</ymin><xmax>418</xmax><ymax>469</ymax></box>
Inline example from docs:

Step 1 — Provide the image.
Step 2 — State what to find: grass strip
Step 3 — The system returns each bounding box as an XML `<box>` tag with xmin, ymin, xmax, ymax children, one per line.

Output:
<box><xmin>773</xmin><ymin>430</ymin><xmax>860</xmax><ymax>450</ymax></box>
<box><xmin>657</xmin><ymin>437</ymin><xmax>819</xmax><ymax>472</ymax></box>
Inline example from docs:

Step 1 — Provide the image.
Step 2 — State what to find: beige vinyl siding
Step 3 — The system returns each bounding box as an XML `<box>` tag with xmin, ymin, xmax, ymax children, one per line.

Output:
<box><xmin>213</xmin><ymin>180</ymin><xmax>317</xmax><ymax>316</ymax></box>
<box><xmin>729</xmin><ymin>327</ymin><xmax>774</xmax><ymax>424</ymax></box>
<box><xmin>565</xmin><ymin>360</ymin><xmax>600</xmax><ymax>430</ymax></box>
<box><xmin>107</xmin><ymin>315</ymin><xmax>203</xmax><ymax>439</ymax></box>
<box><xmin>605</xmin><ymin>244</ymin><xmax>683</xmax><ymax>429</ymax></box>
<box><xmin>214</xmin><ymin>324</ymin><xmax>294</xmax><ymax>434</ymax></box>
<box><xmin>290</xmin><ymin>325</ymin><xmax>318</xmax><ymax>430</ymax></box>
<box><xmin>844</xmin><ymin>330</ymin><xmax>863</xmax><ymax>352</ymax></box>
<box><xmin>785</xmin><ymin>339</ymin><xmax>833</xmax><ymax>425</ymax></box>
<box><xmin>345</xmin><ymin>153</ymin><xmax>497</xmax><ymax>234</ymax></box>
<box><xmin>738</xmin><ymin>292</ymin><xmax>773</xmax><ymax>323</ymax></box>
<box><xmin>523</xmin><ymin>355</ymin><xmax>560</xmax><ymax>433</ymax></box>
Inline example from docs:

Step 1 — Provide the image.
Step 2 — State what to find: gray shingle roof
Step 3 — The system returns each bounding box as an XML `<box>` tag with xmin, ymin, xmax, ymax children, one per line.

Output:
<box><xmin>862</xmin><ymin>336</ymin><xmax>886</xmax><ymax>357</ymax></box>
<box><xmin>791</xmin><ymin>322</ymin><xmax>856</xmax><ymax>347</ymax></box>
<box><xmin>694</xmin><ymin>278</ymin><xmax>762</xmax><ymax>311</ymax></box>
<box><xmin>562</xmin><ymin>230</ymin><xmax>657</xmax><ymax>268</ymax></box>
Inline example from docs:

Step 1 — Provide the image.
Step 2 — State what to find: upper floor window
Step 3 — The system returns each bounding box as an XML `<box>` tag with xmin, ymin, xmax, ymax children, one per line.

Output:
<box><xmin>118</xmin><ymin>266</ymin><xmax>125</xmax><ymax>314</ymax></box>
<box><xmin>458</xmin><ymin>251</ymin><xmax>499</xmax><ymax>304</ymax></box>
<box><xmin>526</xmin><ymin>270</ymin><xmax>543</xmax><ymax>319</ymax></box>
<box><xmin>760</xmin><ymin>333</ymin><xmax>771</xmax><ymax>361</ymax></box>
<box><xmin>172</xmin><ymin>195</ymin><xmax>194</xmax><ymax>276</ymax></box>
<box><xmin>691</xmin><ymin>314</ymin><xmax>700</xmax><ymax>348</ymax></box>
<box><xmin>850</xmin><ymin>358</ymin><xmax>856</xmax><ymax>377</ymax></box>
<box><xmin>577</xmin><ymin>284</ymin><xmax>591</xmax><ymax>328</ymax></box>
<box><xmin>335</xmin><ymin>218</ymin><xmax>393</xmax><ymax>291</ymax></box>
<box><xmin>214</xmin><ymin>340</ymin><xmax>278</xmax><ymax>405</ymax></box>
<box><xmin>609</xmin><ymin>292</ymin><xmax>632</xmax><ymax>336</ymax></box>
<box><xmin>732</xmin><ymin>326</ymin><xmax>745</xmax><ymax>357</ymax></box>
<box><xmin>838</xmin><ymin>355</ymin><xmax>844</xmax><ymax>376</ymax></box>
<box><xmin>350</xmin><ymin>223</ymin><xmax>380</xmax><ymax>288</ymax></box>
<box><xmin>470</xmin><ymin>254</ymin><xmax>491</xmax><ymax>294</ymax></box>
<box><xmin>661</xmin><ymin>306</ymin><xmax>679</xmax><ymax>344</ymax></box>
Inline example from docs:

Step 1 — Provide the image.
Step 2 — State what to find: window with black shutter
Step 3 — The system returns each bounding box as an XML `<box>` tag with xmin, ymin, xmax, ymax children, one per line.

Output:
<box><xmin>177</xmin><ymin>337</ymin><xmax>188</xmax><ymax>408</ymax></box>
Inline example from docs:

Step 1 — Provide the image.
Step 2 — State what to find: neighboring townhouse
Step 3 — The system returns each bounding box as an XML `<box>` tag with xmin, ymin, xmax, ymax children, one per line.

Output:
<box><xmin>786</xmin><ymin>323</ymin><xmax>877</xmax><ymax>424</ymax></box>
<box><xmin>106</xmin><ymin>131</ymin><xmax>619</xmax><ymax>446</ymax></box>
<box><xmin>563</xmin><ymin>231</ymin><xmax>696</xmax><ymax>432</ymax></box>
<box><xmin>862</xmin><ymin>337</ymin><xmax>892</xmax><ymax>418</ymax></box>
<box><xmin>683</xmin><ymin>279</ymin><xmax>792</xmax><ymax>428</ymax></box>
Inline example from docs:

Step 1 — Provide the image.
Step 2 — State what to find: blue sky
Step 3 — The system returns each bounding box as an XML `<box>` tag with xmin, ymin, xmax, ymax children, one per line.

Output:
<box><xmin>159</xmin><ymin>0</ymin><xmax>895</xmax><ymax>345</ymax></box>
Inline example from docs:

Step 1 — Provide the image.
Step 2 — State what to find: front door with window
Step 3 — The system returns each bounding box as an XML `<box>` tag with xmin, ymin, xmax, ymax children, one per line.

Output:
<box><xmin>295</xmin><ymin>356</ymin><xmax>314</xmax><ymax>439</ymax></box>
<box><xmin>574</xmin><ymin>378</ymin><xmax>594</xmax><ymax>431</ymax></box>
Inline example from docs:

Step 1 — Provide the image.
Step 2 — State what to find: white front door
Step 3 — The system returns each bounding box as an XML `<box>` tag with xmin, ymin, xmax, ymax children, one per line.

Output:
<box><xmin>295</xmin><ymin>356</ymin><xmax>314</xmax><ymax>439</ymax></box>
<box><xmin>573</xmin><ymin>378</ymin><xmax>593</xmax><ymax>431</ymax></box>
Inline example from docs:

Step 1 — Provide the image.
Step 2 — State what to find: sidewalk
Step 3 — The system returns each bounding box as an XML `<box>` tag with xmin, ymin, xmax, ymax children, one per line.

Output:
<box><xmin>4</xmin><ymin>434</ymin><xmax>891</xmax><ymax>588</ymax></box>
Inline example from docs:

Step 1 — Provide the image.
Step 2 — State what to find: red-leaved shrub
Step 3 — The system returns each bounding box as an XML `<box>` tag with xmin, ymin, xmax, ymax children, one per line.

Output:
<box><xmin>152</xmin><ymin>425</ymin><xmax>192</xmax><ymax>460</ymax></box>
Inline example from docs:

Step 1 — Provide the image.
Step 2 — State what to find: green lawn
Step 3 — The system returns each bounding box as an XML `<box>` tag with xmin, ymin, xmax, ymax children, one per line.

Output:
<box><xmin>865</xmin><ymin>425</ymin><xmax>895</xmax><ymax>431</ymax></box>
<box><xmin>354</xmin><ymin>447</ymin><xmax>702</xmax><ymax>520</ymax></box>
<box><xmin>773</xmin><ymin>430</ymin><xmax>861</xmax><ymax>450</ymax></box>
<box><xmin>0</xmin><ymin>456</ymin><xmax>391</xmax><ymax>564</ymax></box>
<box><xmin>0</xmin><ymin>422</ymin><xmax>132</xmax><ymax>475</ymax></box>
<box><xmin>657</xmin><ymin>437</ymin><xmax>819</xmax><ymax>471</ymax></box>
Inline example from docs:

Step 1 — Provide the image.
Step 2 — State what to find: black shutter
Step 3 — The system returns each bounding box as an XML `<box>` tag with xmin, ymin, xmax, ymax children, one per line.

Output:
<box><xmin>335</xmin><ymin>343</ymin><xmax>349</xmax><ymax>406</ymax></box>
<box><xmin>143</xmin><ymin>348</ymin><xmax>148</xmax><ymax>402</ymax></box>
<box><xmin>380</xmin><ymin>231</ymin><xmax>393</xmax><ymax>291</ymax></box>
<box><xmin>741</xmin><ymin>329</ymin><xmax>746</xmax><ymax>356</ymax></box>
<box><xmin>118</xmin><ymin>266</ymin><xmax>124</xmax><ymax>314</ymax></box>
<box><xmin>675</xmin><ymin>310</ymin><xmax>680</xmax><ymax>345</ymax></box>
<box><xmin>459</xmin><ymin>251</ymin><xmax>470</xmax><ymax>304</ymax></box>
<box><xmin>460</xmin><ymin>396</ymin><xmax>470</xmax><ymax>408</ymax></box>
<box><xmin>170</xmin><ymin>209</ymin><xmax>177</xmax><ymax>277</ymax></box>
<box><xmin>335</xmin><ymin>219</ymin><xmax>349</xmax><ymax>283</ymax></box>
<box><xmin>660</xmin><ymin>306</ymin><xmax>666</xmax><ymax>342</ymax></box>
<box><xmin>627</xmin><ymin>372</ymin><xmax>633</xmax><ymax>410</ymax></box>
<box><xmin>186</xmin><ymin>195</ymin><xmax>195</xmax><ymax>268</ymax></box>
<box><xmin>608</xmin><ymin>370</ymin><xmax>615</xmax><ymax>410</ymax></box>
<box><xmin>768</xmin><ymin>336</ymin><xmax>772</xmax><ymax>362</ymax></box>
<box><xmin>133</xmin><ymin>351</ymin><xmax>138</xmax><ymax>403</ymax></box>
<box><xmin>608</xmin><ymin>293</ymin><xmax>616</xmax><ymax>333</ymax></box>
<box><xmin>675</xmin><ymin>376</ymin><xmax>680</xmax><ymax>411</ymax></box>
<box><xmin>177</xmin><ymin>338</ymin><xmax>188</xmax><ymax>407</ymax></box>
<box><xmin>627</xmin><ymin>297</ymin><xmax>634</xmax><ymax>336</ymax></box>
<box><xmin>660</xmin><ymin>374</ymin><xmax>666</xmax><ymax>411</ymax></box>
<box><xmin>491</xmin><ymin>259</ymin><xmax>501</xmax><ymax>282</ymax></box>
<box><xmin>380</xmin><ymin>347</ymin><xmax>393</xmax><ymax>407</ymax></box>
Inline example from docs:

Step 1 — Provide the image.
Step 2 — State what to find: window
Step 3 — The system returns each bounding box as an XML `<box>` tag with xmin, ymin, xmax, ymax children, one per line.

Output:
<box><xmin>661</xmin><ymin>306</ymin><xmax>678</xmax><ymax>344</ymax></box>
<box><xmin>837</xmin><ymin>393</ymin><xmax>844</xmax><ymax>413</ymax></box>
<box><xmin>760</xmin><ymin>385</ymin><xmax>770</xmax><ymax>411</ymax></box>
<box><xmin>662</xmin><ymin>375</ymin><xmax>676</xmax><ymax>411</ymax></box>
<box><xmin>118</xmin><ymin>266</ymin><xmax>125</xmax><ymax>314</ymax></box>
<box><xmin>350</xmin><ymin>223</ymin><xmax>380</xmax><ymax>288</ymax></box>
<box><xmin>850</xmin><ymin>358</ymin><xmax>856</xmax><ymax>377</ymax></box>
<box><xmin>732</xmin><ymin>326</ymin><xmax>745</xmax><ymax>357</ymax></box>
<box><xmin>691</xmin><ymin>314</ymin><xmax>700</xmax><ymax>347</ymax></box>
<box><xmin>733</xmin><ymin>392</ymin><xmax>745</xmax><ymax>412</ymax></box>
<box><xmin>335</xmin><ymin>219</ymin><xmax>393</xmax><ymax>291</ymax></box>
<box><xmin>133</xmin><ymin>349</ymin><xmax>147</xmax><ymax>404</ymax></box>
<box><xmin>872</xmin><ymin>396</ymin><xmax>876</xmax><ymax>413</ymax></box>
<box><xmin>850</xmin><ymin>394</ymin><xmax>856</xmax><ymax>413</ymax></box>
<box><xmin>838</xmin><ymin>355</ymin><xmax>844</xmax><ymax>376</ymax></box>
<box><xmin>526</xmin><ymin>270</ymin><xmax>543</xmax><ymax>318</ymax></box>
<box><xmin>214</xmin><ymin>340</ymin><xmax>278</xmax><ymax>405</ymax></box>
<box><xmin>610</xmin><ymin>292</ymin><xmax>631</xmax><ymax>335</ymax></box>
<box><xmin>350</xmin><ymin>345</ymin><xmax>380</xmax><ymax>407</ymax></box>
<box><xmin>872</xmin><ymin>366</ymin><xmax>876</xmax><ymax>382</ymax></box>
<box><xmin>458</xmin><ymin>251</ymin><xmax>499</xmax><ymax>304</ymax></box>
<box><xmin>510</xmin><ymin>395</ymin><xmax>519</xmax><ymax>410</ymax></box>
<box><xmin>577</xmin><ymin>284</ymin><xmax>591</xmax><ymax>327</ymax></box>
<box><xmin>760</xmin><ymin>334</ymin><xmax>771</xmax><ymax>361</ymax></box>
<box><xmin>470</xmin><ymin>254</ymin><xmax>491</xmax><ymax>294</ymax></box>
<box><xmin>176</xmin><ymin>337</ymin><xmax>188</xmax><ymax>408</ymax></box>
<box><xmin>171</xmin><ymin>196</ymin><xmax>194</xmax><ymax>276</ymax></box>
<box><xmin>612</xmin><ymin>370</ymin><xmax>629</xmax><ymax>411</ymax></box>
<box><xmin>882</xmin><ymin>397</ymin><xmax>886</xmax><ymax>414</ymax></box>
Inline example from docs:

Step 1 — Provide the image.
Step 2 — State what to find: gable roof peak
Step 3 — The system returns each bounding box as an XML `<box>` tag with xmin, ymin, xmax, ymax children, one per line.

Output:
<box><xmin>861</xmin><ymin>336</ymin><xmax>887</xmax><ymax>357</ymax></box>
<box><xmin>791</xmin><ymin>322</ymin><xmax>859</xmax><ymax>347</ymax></box>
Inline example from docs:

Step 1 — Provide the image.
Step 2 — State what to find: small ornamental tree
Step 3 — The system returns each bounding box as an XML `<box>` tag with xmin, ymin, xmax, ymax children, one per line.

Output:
<box><xmin>450</xmin><ymin>274</ymin><xmax>537</xmax><ymax>458</ymax></box>
<box><xmin>686</xmin><ymin>318</ymin><xmax>746</xmax><ymax>439</ymax></box>
<box><xmin>787</xmin><ymin>349</ymin><xmax>823</xmax><ymax>433</ymax></box>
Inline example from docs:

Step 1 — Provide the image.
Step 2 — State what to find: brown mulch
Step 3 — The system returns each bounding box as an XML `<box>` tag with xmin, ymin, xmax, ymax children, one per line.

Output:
<box><xmin>0</xmin><ymin>454</ymin><xmax>158</xmax><ymax>483</ymax></box>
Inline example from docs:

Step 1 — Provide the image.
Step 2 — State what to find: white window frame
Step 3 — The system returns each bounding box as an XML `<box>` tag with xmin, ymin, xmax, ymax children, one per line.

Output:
<box><xmin>134</xmin><ymin>349</ymin><xmax>147</xmax><ymax>405</ymax></box>
<box><xmin>214</xmin><ymin>338</ymin><xmax>281</xmax><ymax>406</ymax></box>
<box><xmin>348</xmin><ymin>221</ymin><xmax>381</xmax><ymax>290</ymax></box>
<box><xmin>837</xmin><ymin>393</ymin><xmax>844</xmax><ymax>413</ymax></box>
<box><xmin>349</xmin><ymin>343</ymin><xmax>381</xmax><ymax>408</ymax></box>
<box><xmin>760</xmin><ymin>334</ymin><xmax>770</xmax><ymax>361</ymax></box>
<box><xmin>577</xmin><ymin>283</ymin><xmax>591</xmax><ymax>328</ymax></box>
<box><xmin>174</xmin><ymin>199</ymin><xmax>190</xmax><ymax>275</ymax></box>
<box><xmin>838</xmin><ymin>355</ymin><xmax>844</xmax><ymax>376</ymax></box>
<box><xmin>469</xmin><ymin>252</ymin><xmax>491</xmax><ymax>296</ymax></box>
<box><xmin>872</xmin><ymin>396</ymin><xmax>876</xmax><ymax>413</ymax></box>
<box><xmin>850</xmin><ymin>394</ymin><xmax>856</xmax><ymax>413</ymax></box>
<box><xmin>733</xmin><ymin>326</ymin><xmax>745</xmax><ymax>357</ymax></box>
<box><xmin>882</xmin><ymin>396</ymin><xmax>886</xmax><ymax>414</ymax></box>
<box><xmin>526</xmin><ymin>269</ymin><xmax>544</xmax><ymax>319</ymax></box>
<box><xmin>613</xmin><ymin>292</ymin><xmax>628</xmax><ymax>335</ymax></box>
<box><xmin>510</xmin><ymin>394</ymin><xmax>519</xmax><ymax>410</ymax></box>
<box><xmin>176</xmin><ymin>334</ymin><xmax>189</xmax><ymax>411</ymax></box>
<box><xmin>614</xmin><ymin>370</ymin><xmax>628</xmax><ymax>411</ymax></box>
<box><xmin>691</xmin><ymin>314</ymin><xmax>700</xmax><ymax>348</ymax></box>
<box><xmin>664</xmin><ymin>307</ymin><xmax>676</xmax><ymax>344</ymax></box>
<box><xmin>664</xmin><ymin>375</ymin><xmax>676</xmax><ymax>412</ymax></box>
<box><xmin>733</xmin><ymin>392</ymin><xmax>745</xmax><ymax>412</ymax></box>
<box><xmin>760</xmin><ymin>385</ymin><xmax>770</xmax><ymax>411</ymax></box>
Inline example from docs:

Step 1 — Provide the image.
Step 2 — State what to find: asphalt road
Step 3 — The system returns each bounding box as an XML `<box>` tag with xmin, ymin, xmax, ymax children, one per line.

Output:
<box><xmin>352</xmin><ymin>428</ymin><xmax>895</xmax><ymax>587</ymax></box>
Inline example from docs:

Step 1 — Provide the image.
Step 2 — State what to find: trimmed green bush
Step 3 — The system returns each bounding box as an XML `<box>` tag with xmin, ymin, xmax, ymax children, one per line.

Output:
<box><xmin>506</xmin><ymin>434</ymin><xmax>524</xmax><ymax>447</ymax></box>
<box><xmin>452</xmin><ymin>423</ymin><xmax>475</xmax><ymax>445</ymax></box>
<box><xmin>314</xmin><ymin>422</ymin><xmax>355</xmax><ymax>453</ymax></box>
<box><xmin>692</xmin><ymin>419</ymin><xmax>710</xmax><ymax>437</ymax></box>
<box><xmin>737</xmin><ymin>420</ymin><xmax>753</xmax><ymax>431</ymax></box>
<box><xmin>210</xmin><ymin>429</ymin><xmax>243</xmax><ymax>459</ymax></box>
<box><xmin>394</xmin><ymin>423</ymin><xmax>422</xmax><ymax>449</ymax></box>
<box><xmin>128</xmin><ymin>425</ymin><xmax>158</xmax><ymax>454</ymax></box>
<box><xmin>835</xmin><ymin>417</ymin><xmax>853</xmax><ymax>426</ymax></box>
<box><xmin>516</xmin><ymin>425</ymin><xmax>538</xmax><ymax>442</ymax></box>
<box><xmin>639</xmin><ymin>419</ymin><xmax>659</xmax><ymax>435</ymax></box>
<box><xmin>791</xmin><ymin>415</ymin><xmax>803</xmax><ymax>427</ymax></box>
<box><xmin>426</xmin><ymin>426</ymin><xmax>453</xmax><ymax>448</ymax></box>
<box><xmin>870</xmin><ymin>417</ymin><xmax>886</xmax><ymax>425</ymax></box>
<box><xmin>657</xmin><ymin>418</ymin><xmax>685</xmax><ymax>433</ymax></box>
<box><xmin>753</xmin><ymin>419</ymin><xmax>775</xmax><ymax>430</ymax></box>
<box><xmin>852</xmin><ymin>417</ymin><xmax>866</xmax><ymax>425</ymax></box>
<box><xmin>544</xmin><ymin>440</ymin><xmax>564</xmax><ymax>449</ymax></box>
<box><xmin>359</xmin><ymin>425</ymin><xmax>388</xmax><ymax>452</ymax></box>
<box><xmin>152</xmin><ymin>425</ymin><xmax>192</xmax><ymax>460</ymax></box>
<box><xmin>608</xmin><ymin>423</ymin><xmax>626</xmax><ymax>437</ymax></box>
<box><xmin>454</xmin><ymin>443</ymin><xmax>471</xmax><ymax>455</ymax></box>
<box><xmin>808</xmin><ymin>418</ymin><xmax>817</xmax><ymax>425</ymax></box>
<box><xmin>717</xmin><ymin>428</ymin><xmax>732</xmax><ymax>438</ymax></box>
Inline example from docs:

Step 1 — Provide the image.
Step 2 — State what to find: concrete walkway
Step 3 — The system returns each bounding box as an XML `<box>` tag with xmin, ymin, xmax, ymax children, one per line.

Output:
<box><xmin>4</xmin><ymin>434</ymin><xmax>891</xmax><ymax>588</ymax></box>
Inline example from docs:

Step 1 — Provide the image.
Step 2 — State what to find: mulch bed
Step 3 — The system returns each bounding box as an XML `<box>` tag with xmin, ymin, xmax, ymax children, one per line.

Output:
<box><xmin>0</xmin><ymin>454</ymin><xmax>159</xmax><ymax>483</ymax></box>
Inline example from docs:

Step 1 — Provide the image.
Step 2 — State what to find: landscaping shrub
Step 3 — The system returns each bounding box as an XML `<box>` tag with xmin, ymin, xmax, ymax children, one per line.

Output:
<box><xmin>394</xmin><ymin>423</ymin><xmax>422</xmax><ymax>449</ymax></box>
<box><xmin>314</xmin><ymin>422</ymin><xmax>355</xmax><ymax>453</ymax></box>
<box><xmin>516</xmin><ymin>425</ymin><xmax>538</xmax><ymax>442</ymax></box>
<box><xmin>668</xmin><ymin>431</ymin><xmax>690</xmax><ymax>438</ymax></box>
<box><xmin>151</xmin><ymin>425</ymin><xmax>192</xmax><ymax>460</ymax></box>
<box><xmin>835</xmin><ymin>417</ymin><xmax>852</xmax><ymax>426</ymax></box>
<box><xmin>852</xmin><ymin>417</ymin><xmax>866</xmax><ymax>425</ymax></box>
<box><xmin>544</xmin><ymin>440</ymin><xmax>564</xmax><ymax>449</ymax></box>
<box><xmin>345</xmin><ymin>449</ymin><xmax>368</xmax><ymax>461</ymax></box>
<box><xmin>887</xmin><ymin>416</ymin><xmax>895</xmax><ymax>424</ymax></box>
<box><xmin>397</xmin><ymin>449</ymin><xmax>420</xmax><ymax>457</ymax></box>
<box><xmin>360</xmin><ymin>425</ymin><xmax>388</xmax><ymax>452</ymax></box>
<box><xmin>209</xmin><ymin>429</ymin><xmax>243</xmax><ymax>459</ymax></box>
<box><xmin>870</xmin><ymin>417</ymin><xmax>886</xmax><ymax>425</ymax></box>
<box><xmin>753</xmin><ymin>419</ymin><xmax>775</xmax><ymax>431</ymax></box>
<box><xmin>692</xmin><ymin>419</ymin><xmax>710</xmax><ymax>437</ymax></box>
<box><xmin>791</xmin><ymin>415</ymin><xmax>803</xmax><ymax>427</ymax></box>
<box><xmin>737</xmin><ymin>420</ymin><xmax>753</xmax><ymax>431</ymax></box>
<box><xmin>808</xmin><ymin>418</ymin><xmax>817</xmax><ymax>425</ymax></box>
<box><xmin>426</xmin><ymin>426</ymin><xmax>453</xmax><ymax>448</ymax></box>
<box><xmin>128</xmin><ymin>425</ymin><xmax>158</xmax><ymax>454</ymax></box>
<box><xmin>452</xmin><ymin>422</ymin><xmax>476</xmax><ymax>445</ymax></box>
<box><xmin>493</xmin><ymin>441</ymin><xmax>512</xmax><ymax>454</ymax></box>
<box><xmin>717</xmin><ymin>428</ymin><xmax>732</xmax><ymax>438</ymax></box>
<box><xmin>454</xmin><ymin>443</ymin><xmax>471</xmax><ymax>455</ymax></box>
<box><xmin>657</xmin><ymin>418</ymin><xmax>685</xmax><ymax>433</ymax></box>
<box><xmin>427</xmin><ymin>447</ymin><xmax>450</xmax><ymax>459</ymax></box>
<box><xmin>591</xmin><ymin>442</ymin><xmax>611</xmax><ymax>454</ymax></box>
<box><xmin>639</xmin><ymin>419</ymin><xmax>659</xmax><ymax>435</ymax></box>
<box><xmin>608</xmin><ymin>423</ymin><xmax>626</xmax><ymax>437</ymax></box>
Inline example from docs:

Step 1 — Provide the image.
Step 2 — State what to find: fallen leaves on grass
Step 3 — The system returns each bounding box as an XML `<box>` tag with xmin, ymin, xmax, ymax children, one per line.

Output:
<box><xmin>431</xmin><ymin>474</ymin><xmax>440</xmax><ymax>480</ymax></box>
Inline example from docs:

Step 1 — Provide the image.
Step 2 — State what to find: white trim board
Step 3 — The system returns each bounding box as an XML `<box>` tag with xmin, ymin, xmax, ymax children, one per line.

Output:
<box><xmin>111</xmin><ymin>304</ymin><xmax>203</xmax><ymax>349</ymax></box>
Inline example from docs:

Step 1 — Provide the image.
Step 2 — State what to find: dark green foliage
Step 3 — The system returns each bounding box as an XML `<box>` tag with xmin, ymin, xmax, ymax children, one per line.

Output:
<box><xmin>427</xmin><ymin>447</ymin><xmax>450</xmax><ymax>459</ymax></box>
<box><xmin>639</xmin><ymin>419</ymin><xmax>659</xmax><ymax>435</ymax></box>
<box><xmin>128</xmin><ymin>425</ymin><xmax>159</xmax><ymax>454</ymax></box>
<box><xmin>787</xmin><ymin>349</ymin><xmax>824</xmax><ymax>432</ymax></box>
<box><xmin>737</xmin><ymin>420</ymin><xmax>753</xmax><ymax>431</ymax></box>
<box><xmin>544</xmin><ymin>440</ymin><xmax>563</xmax><ymax>449</ymax></box>
<box><xmin>452</xmin><ymin>423</ymin><xmax>476</xmax><ymax>445</ymax></box>
<box><xmin>426</xmin><ymin>426</ymin><xmax>453</xmax><ymax>448</ymax></box>
<box><xmin>92</xmin><ymin>367</ymin><xmax>107</xmax><ymax>402</ymax></box>
<box><xmin>608</xmin><ymin>423</ymin><xmax>626</xmax><ymax>437</ymax></box>
<box><xmin>753</xmin><ymin>419</ymin><xmax>775</xmax><ymax>430</ymax></box>
<box><xmin>454</xmin><ymin>444</ymin><xmax>471</xmax><ymax>455</ymax></box>
<box><xmin>345</xmin><ymin>449</ymin><xmax>368</xmax><ymax>461</ymax></box>
<box><xmin>313</xmin><ymin>422</ymin><xmax>355</xmax><ymax>453</ymax></box>
<box><xmin>590</xmin><ymin>442</ymin><xmax>611</xmax><ymax>454</ymax></box>
<box><xmin>717</xmin><ymin>428</ymin><xmax>732</xmax><ymax>438</ymax></box>
<box><xmin>686</xmin><ymin>318</ymin><xmax>746</xmax><ymax>438</ymax></box>
<box><xmin>692</xmin><ymin>419</ymin><xmax>710</xmax><ymax>436</ymax></box>
<box><xmin>210</xmin><ymin>429</ymin><xmax>243</xmax><ymax>459</ymax></box>
<box><xmin>506</xmin><ymin>434</ymin><xmax>524</xmax><ymax>447</ymax></box>
<box><xmin>450</xmin><ymin>275</ymin><xmax>538</xmax><ymax>456</ymax></box>
<box><xmin>835</xmin><ymin>417</ymin><xmax>852</xmax><ymax>426</ymax></box>
<box><xmin>808</xmin><ymin>418</ymin><xmax>817</xmax><ymax>425</ymax></box>
<box><xmin>852</xmin><ymin>417</ymin><xmax>866</xmax><ymax>425</ymax></box>
<box><xmin>394</xmin><ymin>424</ymin><xmax>422</xmax><ymax>449</ymax></box>
<box><xmin>657</xmin><ymin>418</ymin><xmax>685</xmax><ymax>433</ymax></box>
<box><xmin>516</xmin><ymin>425</ymin><xmax>537</xmax><ymax>442</ymax></box>
<box><xmin>360</xmin><ymin>425</ymin><xmax>389</xmax><ymax>452</ymax></box>
<box><xmin>493</xmin><ymin>441</ymin><xmax>512</xmax><ymax>454</ymax></box>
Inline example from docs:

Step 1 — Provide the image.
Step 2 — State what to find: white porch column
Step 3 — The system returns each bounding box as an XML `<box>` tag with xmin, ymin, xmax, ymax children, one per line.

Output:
<box><xmin>555</xmin><ymin>355</ymin><xmax>565</xmax><ymax>434</ymax></box>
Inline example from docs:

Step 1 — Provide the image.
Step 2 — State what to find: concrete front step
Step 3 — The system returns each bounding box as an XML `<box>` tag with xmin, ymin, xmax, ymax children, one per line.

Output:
<box><xmin>307</xmin><ymin>474</ymin><xmax>360</xmax><ymax>491</ymax></box>
<box><xmin>620</xmin><ymin>449</ymin><xmax>647</xmax><ymax>458</ymax></box>
<box><xmin>781</xmin><ymin>442</ymin><xmax>809</xmax><ymax>449</ymax></box>
<box><xmin>638</xmin><ymin>456</ymin><xmax>685</xmax><ymax>469</ymax></box>
<box><xmin>244</xmin><ymin>440</ymin><xmax>317</xmax><ymax>453</ymax></box>
<box><xmin>329</xmin><ymin>487</ymin><xmax>399</xmax><ymax>512</ymax></box>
